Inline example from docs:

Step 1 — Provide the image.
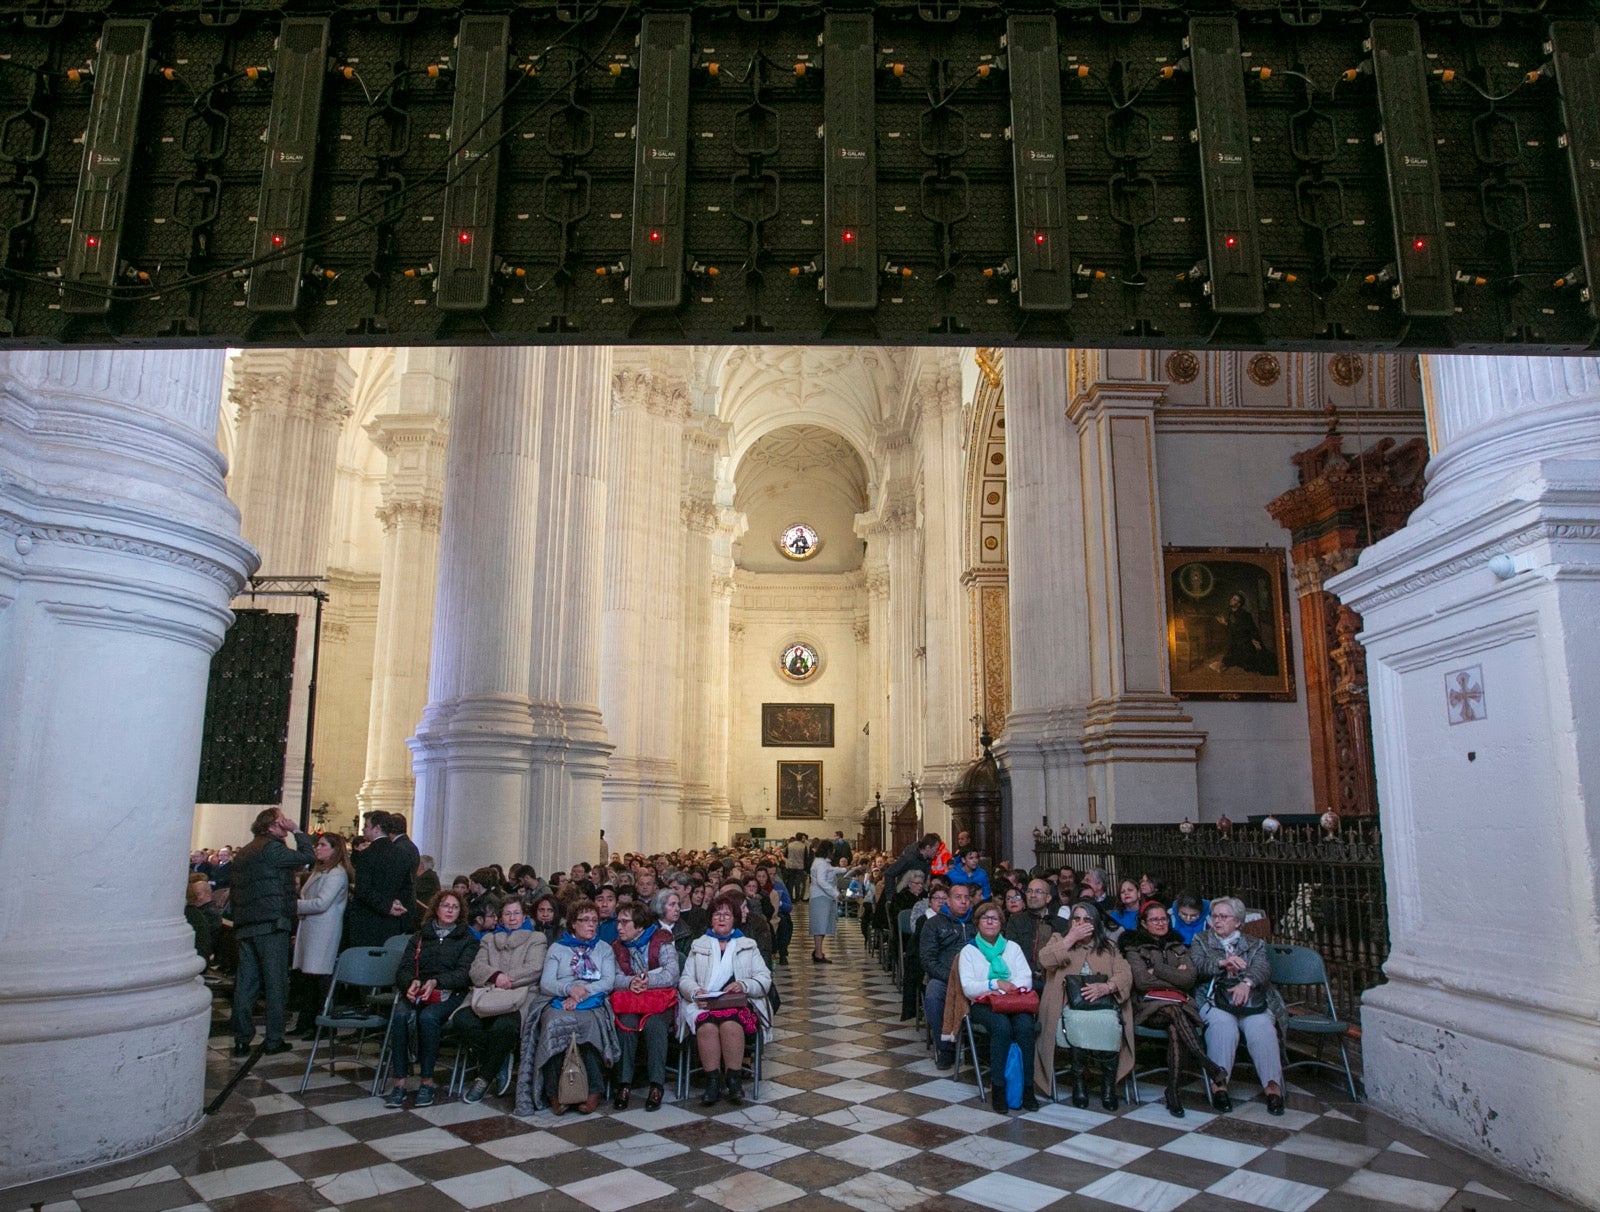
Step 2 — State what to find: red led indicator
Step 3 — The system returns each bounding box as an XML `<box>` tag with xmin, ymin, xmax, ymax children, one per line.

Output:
<box><xmin>459</xmin><ymin>230</ymin><xmax>471</xmax><ymax>244</ymax></box>
<box><xmin>270</xmin><ymin>234</ymin><xmax>285</xmax><ymax>247</ymax></box>
<box><xmin>1412</xmin><ymin>238</ymin><xmax>1426</xmax><ymax>251</ymax></box>
<box><xmin>1034</xmin><ymin>232</ymin><xmax>1046</xmax><ymax>245</ymax></box>
<box><xmin>85</xmin><ymin>236</ymin><xmax>99</xmax><ymax>249</ymax></box>
<box><xmin>841</xmin><ymin>230</ymin><xmax>855</xmax><ymax>243</ymax></box>
<box><xmin>649</xmin><ymin>230</ymin><xmax>661</xmax><ymax>243</ymax></box>
<box><xmin>1225</xmin><ymin>235</ymin><xmax>1237</xmax><ymax>248</ymax></box>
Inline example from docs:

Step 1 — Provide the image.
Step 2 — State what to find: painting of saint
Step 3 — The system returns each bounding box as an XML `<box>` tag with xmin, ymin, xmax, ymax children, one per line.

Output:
<box><xmin>1164</xmin><ymin>547</ymin><xmax>1295</xmax><ymax>701</ymax></box>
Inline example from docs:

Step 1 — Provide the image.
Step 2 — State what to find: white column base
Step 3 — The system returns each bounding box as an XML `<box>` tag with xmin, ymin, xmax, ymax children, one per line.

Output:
<box><xmin>995</xmin><ymin>706</ymin><xmax>1089</xmax><ymax>861</ymax></box>
<box><xmin>1361</xmin><ymin>975</ymin><xmax>1600</xmax><ymax>1209</ymax></box>
<box><xmin>1080</xmin><ymin>696</ymin><xmax>1205</xmax><ymax>824</ymax></box>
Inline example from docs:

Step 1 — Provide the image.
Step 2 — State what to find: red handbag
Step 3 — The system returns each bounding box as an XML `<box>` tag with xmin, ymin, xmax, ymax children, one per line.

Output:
<box><xmin>981</xmin><ymin>990</ymin><xmax>1040</xmax><ymax>1015</ymax></box>
<box><xmin>611</xmin><ymin>987</ymin><xmax>678</xmax><ymax>1027</ymax></box>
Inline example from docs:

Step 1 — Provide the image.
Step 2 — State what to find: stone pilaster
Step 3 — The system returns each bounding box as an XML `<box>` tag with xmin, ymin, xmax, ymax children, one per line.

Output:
<box><xmin>993</xmin><ymin>348</ymin><xmax>1090</xmax><ymax>859</ymax></box>
<box><xmin>678</xmin><ymin>421</ymin><xmax>722</xmax><ymax>849</ymax></box>
<box><xmin>1068</xmin><ymin>351</ymin><xmax>1205</xmax><ymax>825</ymax></box>
<box><xmin>0</xmin><ymin>350</ymin><xmax>255</xmax><ymax>1187</ymax></box>
<box><xmin>226</xmin><ymin>349</ymin><xmax>357</xmax><ymax>815</ymax></box>
<box><xmin>600</xmin><ymin>354</ymin><xmax>688</xmax><ymax>854</ymax></box>
<box><xmin>358</xmin><ymin>348</ymin><xmax>453</xmax><ymax>819</ymax></box>
<box><xmin>1329</xmin><ymin>355</ymin><xmax>1600</xmax><ymax>1206</ymax></box>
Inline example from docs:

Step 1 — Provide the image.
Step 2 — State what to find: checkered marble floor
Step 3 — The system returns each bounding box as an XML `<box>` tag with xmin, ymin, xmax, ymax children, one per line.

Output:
<box><xmin>9</xmin><ymin>909</ymin><xmax>1582</xmax><ymax>1212</ymax></box>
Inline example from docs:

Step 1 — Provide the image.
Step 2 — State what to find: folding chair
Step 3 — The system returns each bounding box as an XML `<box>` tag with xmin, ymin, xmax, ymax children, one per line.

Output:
<box><xmin>952</xmin><ymin>1014</ymin><xmax>989</xmax><ymax>1099</ymax></box>
<box><xmin>676</xmin><ymin>999</ymin><xmax>769</xmax><ymax>1101</ymax></box>
<box><xmin>894</xmin><ymin>910</ymin><xmax>914</xmax><ymax>991</ymax></box>
<box><xmin>1267</xmin><ymin>944</ymin><xmax>1360</xmax><ymax>1100</ymax></box>
<box><xmin>299</xmin><ymin>946</ymin><xmax>403</xmax><ymax>1094</ymax></box>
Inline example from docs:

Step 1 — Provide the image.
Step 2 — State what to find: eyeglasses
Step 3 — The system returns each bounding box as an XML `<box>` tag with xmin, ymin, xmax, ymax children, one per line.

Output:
<box><xmin>1144</xmin><ymin>913</ymin><xmax>1170</xmax><ymax>922</ymax></box>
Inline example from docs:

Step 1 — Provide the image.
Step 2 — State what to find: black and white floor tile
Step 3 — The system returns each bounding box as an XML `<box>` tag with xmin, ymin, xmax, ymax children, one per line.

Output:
<box><xmin>9</xmin><ymin>913</ymin><xmax>1580</xmax><ymax>1212</ymax></box>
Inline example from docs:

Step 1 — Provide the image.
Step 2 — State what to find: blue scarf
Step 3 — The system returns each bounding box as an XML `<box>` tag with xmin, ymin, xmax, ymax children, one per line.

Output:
<box><xmin>495</xmin><ymin>919</ymin><xmax>536</xmax><ymax>935</ymax></box>
<box><xmin>553</xmin><ymin>933</ymin><xmax>606</xmax><ymax>1009</ymax></box>
<box><xmin>941</xmin><ymin>905</ymin><xmax>974</xmax><ymax>924</ymax></box>
<box><xmin>706</xmin><ymin>927</ymin><xmax>744</xmax><ymax>942</ymax></box>
<box><xmin>623</xmin><ymin>923</ymin><xmax>660</xmax><ymax>966</ymax></box>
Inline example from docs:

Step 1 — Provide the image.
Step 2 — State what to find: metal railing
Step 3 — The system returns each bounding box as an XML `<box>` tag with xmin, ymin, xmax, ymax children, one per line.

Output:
<box><xmin>1034</xmin><ymin>822</ymin><xmax>1387</xmax><ymax>1023</ymax></box>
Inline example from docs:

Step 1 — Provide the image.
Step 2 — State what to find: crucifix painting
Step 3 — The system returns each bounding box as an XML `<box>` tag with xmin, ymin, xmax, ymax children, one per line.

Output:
<box><xmin>776</xmin><ymin>760</ymin><xmax>824</xmax><ymax>819</ymax></box>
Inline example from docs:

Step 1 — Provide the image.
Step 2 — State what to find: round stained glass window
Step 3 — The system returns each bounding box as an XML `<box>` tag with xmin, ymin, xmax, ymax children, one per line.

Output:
<box><xmin>780</xmin><ymin>642</ymin><xmax>819</xmax><ymax>681</ymax></box>
<box><xmin>779</xmin><ymin>523</ymin><xmax>820</xmax><ymax>560</ymax></box>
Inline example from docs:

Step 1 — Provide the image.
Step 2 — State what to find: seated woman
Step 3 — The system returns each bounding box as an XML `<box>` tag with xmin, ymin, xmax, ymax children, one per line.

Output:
<box><xmin>1037</xmin><ymin>902</ymin><xmax>1134</xmax><ymax>1110</ymax></box>
<box><xmin>610</xmin><ymin>902</ymin><xmax>680</xmax><ymax>1111</ymax></box>
<box><xmin>523</xmin><ymin>899</ymin><xmax>618</xmax><ymax>1116</ymax></box>
<box><xmin>1169</xmin><ymin>891</ymin><xmax>1211</xmax><ymax>945</ymax></box>
<box><xmin>958</xmin><ymin>900</ymin><xmax>1039</xmax><ymax>1113</ymax></box>
<box><xmin>528</xmin><ymin>893</ymin><xmax>562</xmax><ymax>944</ymax></box>
<box><xmin>1120</xmin><ymin>901</ymin><xmax>1227</xmax><ymax>1117</ymax></box>
<box><xmin>457</xmin><ymin>898</ymin><xmax>548</xmax><ymax>1103</ymax></box>
<box><xmin>658</xmin><ymin>890</ymin><xmax>694</xmax><ymax>960</ymax></box>
<box><xmin>754</xmin><ymin>865</ymin><xmax>793</xmax><ymax>966</ymax></box>
<box><xmin>384</xmin><ymin>890</ymin><xmax>477</xmax><ymax>1108</ymax></box>
<box><xmin>1108</xmin><ymin>878</ymin><xmax>1143</xmax><ymax>934</ymax></box>
<box><xmin>679</xmin><ymin>893</ymin><xmax>772</xmax><ymax>1106</ymax></box>
<box><xmin>1188</xmin><ymin>896</ymin><xmax>1286</xmax><ymax>1115</ymax></box>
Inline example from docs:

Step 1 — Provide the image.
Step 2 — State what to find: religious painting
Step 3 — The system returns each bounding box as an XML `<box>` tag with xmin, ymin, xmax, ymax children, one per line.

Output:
<box><xmin>762</xmin><ymin>703</ymin><xmax>835</xmax><ymax>747</ymax></box>
<box><xmin>779</xmin><ymin>641</ymin><xmax>820</xmax><ymax>681</ymax></box>
<box><xmin>1164</xmin><ymin>547</ymin><xmax>1296</xmax><ymax>702</ymax></box>
<box><xmin>777</xmin><ymin>760</ymin><xmax>824</xmax><ymax>818</ymax></box>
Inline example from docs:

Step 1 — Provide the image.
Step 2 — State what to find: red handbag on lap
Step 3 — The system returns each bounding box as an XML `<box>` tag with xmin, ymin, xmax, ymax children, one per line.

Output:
<box><xmin>611</xmin><ymin>987</ymin><xmax>678</xmax><ymax>1025</ymax></box>
<box><xmin>982</xmin><ymin>990</ymin><xmax>1040</xmax><ymax>1015</ymax></box>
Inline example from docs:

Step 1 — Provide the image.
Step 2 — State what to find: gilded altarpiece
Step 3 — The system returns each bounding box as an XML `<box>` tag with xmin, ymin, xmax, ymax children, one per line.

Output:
<box><xmin>964</xmin><ymin>349</ymin><xmax>1011</xmax><ymax>735</ymax></box>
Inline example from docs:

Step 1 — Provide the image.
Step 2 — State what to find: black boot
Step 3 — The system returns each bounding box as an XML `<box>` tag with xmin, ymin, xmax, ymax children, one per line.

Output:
<box><xmin>724</xmin><ymin>1069</ymin><xmax>744</xmax><ymax>1104</ymax></box>
<box><xmin>1070</xmin><ymin>1050</ymin><xmax>1089</xmax><ymax>1109</ymax></box>
<box><xmin>1021</xmin><ymin>1084</ymin><xmax>1039</xmax><ymax>1112</ymax></box>
<box><xmin>991</xmin><ymin>1080</ymin><xmax>1009</xmax><ymax>1113</ymax></box>
<box><xmin>701</xmin><ymin>1068</ymin><xmax>723</xmax><ymax>1107</ymax></box>
<box><xmin>1164</xmin><ymin>1037</ymin><xmax>1185</xmax><ymax>1118</ymax></box>
<box><xmin>1100</xmin><ymin>1054</ymin><xmax>1119</xmax><ymax>1111</ymax></box>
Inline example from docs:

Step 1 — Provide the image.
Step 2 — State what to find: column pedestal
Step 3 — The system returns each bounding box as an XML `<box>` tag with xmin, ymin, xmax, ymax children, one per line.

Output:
<box><xmin>0</xmin><ymin>350</ymin><xmax>255</xmax><ymax>1187</ymax></box>
<box><xmin>1329</xmin><ymin>355</ymin><xmax>1600</xmax><ymax>1208</ymax></box>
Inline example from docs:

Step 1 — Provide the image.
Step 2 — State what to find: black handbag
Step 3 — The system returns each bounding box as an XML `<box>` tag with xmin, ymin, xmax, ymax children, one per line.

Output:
<box><xmin>1063</xmin><ymin>972</ymin><xmax>1120</xmax><ymax>1012</ymax></box>
<box><xmin>1208</xmin><ymin>973</ymin><xmax>1268</xmax><ymax>1017</ymax></box>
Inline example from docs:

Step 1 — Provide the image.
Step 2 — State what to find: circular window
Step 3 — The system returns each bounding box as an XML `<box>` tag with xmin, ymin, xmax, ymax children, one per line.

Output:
<box><xmin>780</xmin><ymin>642</ymin><xmax>820</xmax><ymax>681</ymax></box>
<box><xmin>778</xmin><ymin>523</ymin><xmax>821</xmax><ymax>561</ymax></box>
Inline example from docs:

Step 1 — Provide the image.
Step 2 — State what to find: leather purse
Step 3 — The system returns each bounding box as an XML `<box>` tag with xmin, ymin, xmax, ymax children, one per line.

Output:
<box><xmin>697</xmin><ymin>991</ymin><xmax>750</xmax><ymax>1011</ymax></box>
<box><xmin>982</xmin><ymin>990</ymin><xmax>1039</xmax><ymax>1015</ymax></box>
<box><xmin>612</xmin><ymin>987</ymin><xmax>679</xmax><ymax>1020</ymax></box>
<box><xmin>1141</xmin><ymin>987</ymin><xmax>1190</xmax><ymax>1005</ymax></box>
<box><xmin>469</xmin><ymin>984</ymin><xmax>531</xmax><ymax>1017</ymax></box>
<box><xmin>1208</xmin><ymin>974</ymin><xmax>1267</xmax><ymax>1016</ymax></box>
<box><xmin>1064</xmin><ymin>973</ymin><xmax>1120</xmax><ymax>1012</ymax></box>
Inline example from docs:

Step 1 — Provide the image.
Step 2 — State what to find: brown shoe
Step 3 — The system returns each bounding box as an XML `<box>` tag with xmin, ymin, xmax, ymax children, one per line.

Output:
<box><xmin>579</xmin><ymin>1092</ymin><xmax>602</xmax><ymax>1115</ymax></box>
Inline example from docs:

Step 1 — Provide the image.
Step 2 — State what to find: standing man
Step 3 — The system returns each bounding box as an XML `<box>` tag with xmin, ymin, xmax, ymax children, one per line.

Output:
<box><xmin>384</xmin><ymin>812</ymin><xmax>420</xmax><ymax>930</ymax></box>
<box><xmin>831</xmin><ymin>830</ymin><xmax>853</xmax><ymax>865</ymax></box>
<box><xmin>229</xmin><ymin>809</ymin><xmax>314</xmax><ymax>1056</ymax></box>
<box><xmin>884</xmin><ymin>832</ymin><xmax>941</xmax><ymax>890</ymax></box>
<box><xmin>784</xmin><ymin>833</ymin><xmax>809</xmax><ymax>901</ymax></box>
<box><xmin>345</xmin><ymin>812</ymin><xmax>412</xmax><ymax>947</ymax></box>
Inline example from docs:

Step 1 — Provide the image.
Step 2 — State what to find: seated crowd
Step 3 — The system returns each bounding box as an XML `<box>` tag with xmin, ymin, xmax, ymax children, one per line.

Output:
<box><xmin>201</xmin><ymin>812</ymin><xmax>1287</xmax><ymax>1120</ymax></box>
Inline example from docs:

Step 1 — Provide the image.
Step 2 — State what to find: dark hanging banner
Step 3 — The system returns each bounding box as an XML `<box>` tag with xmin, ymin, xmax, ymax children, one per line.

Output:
<box><xmin>195</xmin><ymin>608</ymin><xmax>297</xmax><ymax>806</ymax></box>
<box><xmin>0</xmin><ymin>0</ymin><xmax>1596</xmax><ymax>352</ymax></box>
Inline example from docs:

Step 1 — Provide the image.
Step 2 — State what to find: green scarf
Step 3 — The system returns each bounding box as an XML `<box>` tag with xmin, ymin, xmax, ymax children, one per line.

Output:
<box><xmin>974</xmin><ymin>933</ymin><xmax>1010</xmax><ymax>981</ymax></box>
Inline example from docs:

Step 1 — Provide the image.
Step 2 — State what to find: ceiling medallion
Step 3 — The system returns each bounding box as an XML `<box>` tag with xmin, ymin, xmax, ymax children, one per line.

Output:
<box><xmin>1328</xmin><ymin>353</ymin><xmax>1365</xmax><ymax>388</ymax></box>
<box><xmin>1165</xmin><ymin>351</ymin><xmax>1200</xmax><ymax>385</ymax></box>
<box><xmin>1247</xmin><ymin>353</ymin><xmax>1281</xmax><ymax>387</ymax></box>
<box><xmin>780</xmin><ymin>642</ymin><xmax>820</xmax><ymax>681</ymax></box>
<box><xmin>777</xmin><ymin>523</ymin><xmax>821</xmax><ymax>561</ymax></box>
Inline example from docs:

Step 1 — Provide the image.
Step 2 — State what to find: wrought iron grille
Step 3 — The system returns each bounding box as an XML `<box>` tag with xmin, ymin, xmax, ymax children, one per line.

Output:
<box><xmin>1035</xmin><ymin>822</ymin><xmax>1387</xmax><ymax>1023</ymax></box>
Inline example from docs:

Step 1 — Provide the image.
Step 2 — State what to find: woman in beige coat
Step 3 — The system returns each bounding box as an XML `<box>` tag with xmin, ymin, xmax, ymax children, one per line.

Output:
<box><xmin>1036</xmin><ymin>901</ymin><xmax>1134</xmax><ymax>1107</ymax></box>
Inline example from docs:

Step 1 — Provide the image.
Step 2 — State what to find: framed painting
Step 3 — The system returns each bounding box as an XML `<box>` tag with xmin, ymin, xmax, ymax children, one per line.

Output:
<box><xmin>1164</xmin><ymin>546</ymin><xmax>1296</xmax><ymax>702</ymax></box>
<box><xmin>776</xmin><ymin>760</ymin><xmax>824</xmax><ymax>819</ymax></box>
<box><xmin>762</xmin><ymin>703</ymin><xmax>835</xmax><ymax>747</ymax></box>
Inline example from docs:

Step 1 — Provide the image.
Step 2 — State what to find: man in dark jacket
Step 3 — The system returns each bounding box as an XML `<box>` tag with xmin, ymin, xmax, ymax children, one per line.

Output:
<box><xmin>1004</xmin><ymin>878</ymin><xmax>1063</xmax><ymax>984</ymax></box>
<box><xmin>883</xmin><ymin>833</ymin><xmax>940</xmax><ymax>891</ymax></box>
<box><xmin>919</xmin><ymin>882</ymin><xmax>978</xmax><ymax>1069</ymax></box>
<box><xmin>346</xmin><ymin>812</ymin><xmax>414</xmax><ymax>947</ymax></box>
<box><xmin>229</xmin><ymin>808</ymin><xmax>314</xmax><ymax>1055</ymax></box>
<box><xmin>384</xmin><ymin>812</ymin><xmax>420</xmax><ymax>929</ymax></box>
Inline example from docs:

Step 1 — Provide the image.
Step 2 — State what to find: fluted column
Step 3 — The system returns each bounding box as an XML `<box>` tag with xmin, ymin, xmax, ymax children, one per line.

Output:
<box><xmin>1068</xmin><ymin>349</ymin><xmax>1205</xmax><ymax>824</ymax></box>
<box><xmin>861</xmin><ymin>490</ymin><xmax>923</xmax><ymax>812</ymax></box>
<box><xmin>864</xmin><ymin>558</ymin><xmax>892</xmax><ymax>803</ymax></box>
<box><xmin>358</xmin><ymin>348</ymin><xmax>453</xmax><ymax>817</ymax></box>
<box><xmin>526</xmin><ymin>348</ymin><xmax>613</xmax><ymax>870</ymax></box>
<box><xmin>677</xmin><ymin>414</ymin><xmax>727</xmax><ymax>848</ymax></box>
<box><xmin>1329</xmin><ymin>355</ymin><xmax>1600</xmax><ymax>1206</ymax></box>
<box><xmin>225</xmin><ymin>349</ymin><xmax>357</xmax><ymax>815</ymax></box>
<box><xmin>600</xmin><ymin>357</ymin><xmax>687</xmax><ymax>854</ymax></box>
<box><xmin>994</xmin><ymin>348</ymin><xmax>1091</xmax><ymax>860</ymax></box>
<box><xmin>0</xmin><ymin>350</ymin><xmax>255</xmax><ymax>1187</ymax></box>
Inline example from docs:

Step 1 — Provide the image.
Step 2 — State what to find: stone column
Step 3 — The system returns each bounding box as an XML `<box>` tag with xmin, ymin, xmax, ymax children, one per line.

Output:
<box><xmin>409</xmin><ymin>347</ymin><xmax>613</xmax><ymax>874</ymax></box>
<box><xmin>677</xmin><ymin>414</ymin><xmax>727</xmax><ymax>848</ymax></box>
<box><xmin>863</xmin><ymin>557</ymin><xmax>892</xmax><ymax>802</ymax></box>
<box><xmin>1329</xmin><ymin>355</ymin><xmax>1600</xmax><ymax>1207</ymax></box>
<box><xmin>358</xmin><ymin>348</ymin><xmax>453</xmax><ymax>818</ymax></box>
<box><xmin>858</xmin><ymin>484</ymin><xmax>922</xmax><ymax>814</ymax></box>
<box><xmin>0</xmin><ymin>350</ymin><xmax>255</xmax><ymax>1187</ymax></box>
<box><xmin>1068</xmin><ymin>350</ymin><xmax>1205</xmax><ymax>824</ymax></box>
<box><xmin>599</xmin><ymin>357</ymin><xmax>687</xmax><ymax>854</ymax></box>
<box><xmin>994</xmin><ymin>348</ymin><xmax>1090</xmax><ymax>859</ymax></box>
<box><xmin>917</xmin><ymin>351</ymin><xmax>975</xmax><ymax>825</ymax></box>
<box><xmin>224</xmin><ymin>349</ymin><xmax>356</xmax><ymax>817</ymax></box>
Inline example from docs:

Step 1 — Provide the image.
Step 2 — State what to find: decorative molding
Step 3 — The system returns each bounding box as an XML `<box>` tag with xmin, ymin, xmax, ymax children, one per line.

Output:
<box><xmin>376</xmin><ymin>500</ymin><xmax>443</xmax><ymax>533</ymax></box>
<box><xmin>681</xmin><ymin>498</ymin><xmax>720</xmax><ymax>535</ymax></box>
<box><xmin>1165</xmin><ymin>351</ymin><xmax>1200</xmax><ymax>385</ymax></box>
<box><xmin>1247</xmin><ymin>353</ymin><xmax>1282</xmax><ymax>387</ymax></box>
<box><xmin>1328</xmin><ymin>354</ymin><xmax>1365</xmax><ymax>388</ymax></box>
<box><xmin>0</xmin><ymin>511</ymin><xmax>247</xmax><ymax>592</ymax></box>
<box><xmin>1348</xmin><ymin>521</ymin><xmax>1600</xmax><ymax>610</ymax></box>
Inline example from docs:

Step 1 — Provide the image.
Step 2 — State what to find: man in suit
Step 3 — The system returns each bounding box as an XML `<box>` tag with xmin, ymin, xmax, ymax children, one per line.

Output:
<box><xmin>345</xmin><ymin>812</ymin><xmax>413</xmax><ymax>947</ymax></box>
<box><xmin>831</xmin><ymin>830</ymin><xmax>853</xmax><ymax>864</ymax></box>
<box><xmin>384</xmin><ymin>812</ymin><xmax>420</xmax><ymax>927</ymax></box>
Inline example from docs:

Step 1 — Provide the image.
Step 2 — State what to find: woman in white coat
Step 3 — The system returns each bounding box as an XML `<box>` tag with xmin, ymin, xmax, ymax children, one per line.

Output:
<box><xmin>291</xmin><ymin>832</ymin><xmax>351</xmax><ymax>1036</ymax></box>
<box><xmin>679</xmin><ymin>893</ymin><xmax>772</xmax><ymax>1106</ymax></box>
<box><xmin>808</xmin><ymin>838</ymin><xmax>841</xmax><ymax>963</ymax></box>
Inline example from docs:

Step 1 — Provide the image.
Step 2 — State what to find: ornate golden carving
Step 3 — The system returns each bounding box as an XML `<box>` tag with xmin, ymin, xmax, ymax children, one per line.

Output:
<box><xmin>1328</xmin><ymin>353</ymin><xmax>1365</xmax><ymax>388</ymax></box>
<box><xmin>974</xmin><ymin>347</ymin><xmax>1002</xmax><ymax>388</ymax></box>
<box><xmin>1165</xmin><ymin>351</ymin><xmax>1200</xmax><ymax>385</ymax></box>
<box><xmin>980</xmin><ymin>585</ymin><xmax>1011</xmax><ymax>733</ymax></box>
<box><xmin>1247</xmin><ymin>353</ymin><xmax>1281</xmax><ymax>387</ymax></box>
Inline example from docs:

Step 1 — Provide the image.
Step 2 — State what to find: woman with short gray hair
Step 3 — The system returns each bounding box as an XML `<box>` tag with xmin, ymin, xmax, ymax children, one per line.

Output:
<box><xmin>1187</xmin><ymin>897</ymin><xmax>1286</xmax><ymax>1115</ymax></box>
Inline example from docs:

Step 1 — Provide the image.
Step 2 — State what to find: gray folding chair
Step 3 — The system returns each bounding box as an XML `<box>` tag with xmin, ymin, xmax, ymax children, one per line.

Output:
<box><xmin>299</xmin><ymin>945</ymin><xmax>404</xmax><ymax>1094</ymax></box>
<box><xmin>1267</xmin><ymin>944</ymin><xmax>1360</xmax><ymax>1100</ymax></box>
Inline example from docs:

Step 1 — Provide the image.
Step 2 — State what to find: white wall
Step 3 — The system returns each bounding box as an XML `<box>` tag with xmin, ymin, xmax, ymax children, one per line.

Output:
<box><xmin>730</xmin><ymin>571</ymin><xmax>867</xmax><ymax>840</ymax></box>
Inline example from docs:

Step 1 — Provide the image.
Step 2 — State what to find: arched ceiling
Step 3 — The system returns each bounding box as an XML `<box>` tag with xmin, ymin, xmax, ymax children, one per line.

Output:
<box><xmin>733</xmin><ymin>423</ymin><xmax>870</xmax><ymax>573</ymax></box>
